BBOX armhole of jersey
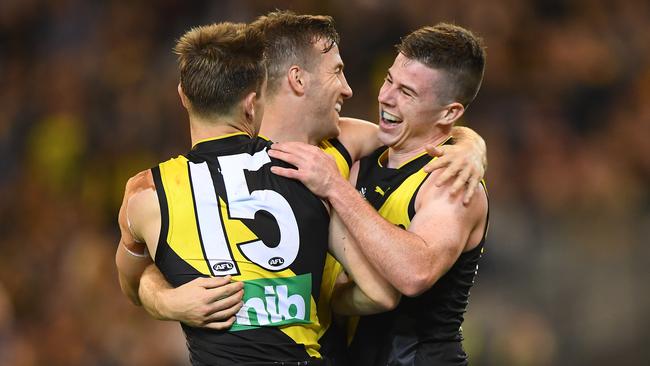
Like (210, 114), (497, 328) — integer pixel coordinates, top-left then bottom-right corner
(480, 179), (489, 240)
(407, 172), (432, 220)
(328, 138), (353, 169)
(151, 166), (169, 264)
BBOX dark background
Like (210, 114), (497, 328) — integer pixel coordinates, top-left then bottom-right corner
(1, 0), (649, 365)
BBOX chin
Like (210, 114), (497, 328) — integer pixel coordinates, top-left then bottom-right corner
(377, 130), (396, 147)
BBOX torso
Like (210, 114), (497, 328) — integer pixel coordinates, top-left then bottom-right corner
(347, 145), (488, 366)
(152, 133), (331, 364)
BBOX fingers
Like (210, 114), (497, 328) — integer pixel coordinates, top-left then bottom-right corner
(463, 180), (480, 205)
(449, 167), (471, 195)
(206, 281), (244, 303)
(200, 289), (245, 330)
(267, 148), (301, 166)
(205, 290), (244, 319)
(423, 157), (449, 173)
(270, 166), (300, 179)
(424, 144), (444, 158)
(195, 275), (232, 289)
(434, 158), (461, 186)
(202, 316), (237, 331)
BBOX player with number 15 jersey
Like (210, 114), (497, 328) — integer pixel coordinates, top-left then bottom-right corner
(152, 132), (331, 364)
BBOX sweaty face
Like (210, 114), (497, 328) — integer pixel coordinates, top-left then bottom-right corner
(377, 53), (450, 151)
(304, 41), (353, 142)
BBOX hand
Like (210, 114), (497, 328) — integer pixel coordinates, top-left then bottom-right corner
(158, 276), (244, 330)
(423, 143), (485, 205)
(268, 142), (343, 198)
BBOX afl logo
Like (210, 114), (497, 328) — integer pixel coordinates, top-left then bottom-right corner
(213, 262), (234, 271)
(268, 257), (285, 267)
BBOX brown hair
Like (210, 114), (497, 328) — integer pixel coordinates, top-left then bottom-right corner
(250, 10), (339, 95)
(174, 22), (266, 117)
(397, 23), (486, 107)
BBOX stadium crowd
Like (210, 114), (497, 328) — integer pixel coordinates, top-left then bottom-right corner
(0, 0), (648, 365)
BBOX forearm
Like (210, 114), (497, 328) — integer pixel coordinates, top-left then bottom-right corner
(115, 244), (151, 306)
(331, 280), (393, 316)
(329, 212), (400, 310)
(327, 180), (430, 294)
(138, 264), (175, 320)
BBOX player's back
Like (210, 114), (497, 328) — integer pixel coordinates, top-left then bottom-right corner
(151, 133), (330, 365)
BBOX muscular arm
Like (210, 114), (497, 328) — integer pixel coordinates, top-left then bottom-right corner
(114, 171), (159, 305)
(138, 264), (244, 329)
(326, 169), (487, 296)
(115, 171), (244, 328)
(327, 210), (400, 315)
(269, 143), (487, 297)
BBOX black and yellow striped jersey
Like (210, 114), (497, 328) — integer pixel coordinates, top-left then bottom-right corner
(316, 138), (351, 366)
(152, 133), (334, 365)
(347, 144), (488, 366)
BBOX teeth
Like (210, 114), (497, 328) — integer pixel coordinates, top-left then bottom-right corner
(335, 103), (342, 113)
(382, 111), (401, 122)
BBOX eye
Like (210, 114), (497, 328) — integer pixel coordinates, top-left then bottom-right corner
(400, 88), (413, 97)
(384, 75), (392, 84)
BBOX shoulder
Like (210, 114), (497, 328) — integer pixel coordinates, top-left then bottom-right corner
(337, 117), (377, 144)
(125, 170), (155, 195)
(415, 170), (487, 221)
(121, 170), (159, 227)
(337, 117), (380, 161)
(338, 117), (377, 130)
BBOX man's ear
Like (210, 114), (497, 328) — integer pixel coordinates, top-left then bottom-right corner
(243, 91), (257, 122)
(439, 102), (465, 127)
(287, 65), (306, 96)
(178, 83), (190, 109)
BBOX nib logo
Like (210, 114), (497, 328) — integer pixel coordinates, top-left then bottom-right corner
(231, 273), (312, 331)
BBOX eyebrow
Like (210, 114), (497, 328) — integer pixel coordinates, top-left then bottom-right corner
(387, 70), (418, 97)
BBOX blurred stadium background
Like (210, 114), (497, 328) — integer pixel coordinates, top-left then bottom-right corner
(1, 0), (649, 365)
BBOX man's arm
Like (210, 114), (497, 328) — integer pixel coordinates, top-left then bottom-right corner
(114, 171), (158, 305)
(337, 117), (382, 162)
(268, 142), (487, 296)
(116, 172), (244, 329)
(327, 210), (401, 315)
(337, 118), (486, 202)
(138, 264), (244, 330)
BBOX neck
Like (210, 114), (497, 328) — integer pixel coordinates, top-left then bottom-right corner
(386, 132), (450, 169)
(189, 114), (251, 147)
(258, 94), (316, 144)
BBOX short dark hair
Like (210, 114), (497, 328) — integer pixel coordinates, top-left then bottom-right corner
(174, 22), (266, 117)
(250, 10), (339, 96)
(397, 23), (486, 107)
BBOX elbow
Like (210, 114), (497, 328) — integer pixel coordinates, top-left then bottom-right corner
(372, 291), (401, 312)
(398, 272), (434, 298)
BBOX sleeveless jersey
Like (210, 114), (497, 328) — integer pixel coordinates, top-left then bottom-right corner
(317, 138), (352, 366)
(152, 133), (331, 365)
(347, 144), (488, 366)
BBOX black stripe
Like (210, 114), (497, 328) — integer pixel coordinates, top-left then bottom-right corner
(328, 138), (353, 168)
(151, 166), (169, 264)
(481, 180), (489, 240)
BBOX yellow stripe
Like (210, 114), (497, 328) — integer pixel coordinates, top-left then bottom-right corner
(377, 135), (453, 169)
(160, 155), (322, 356)
(160, 156), (211, 275)
(319, 140), (350, 179)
